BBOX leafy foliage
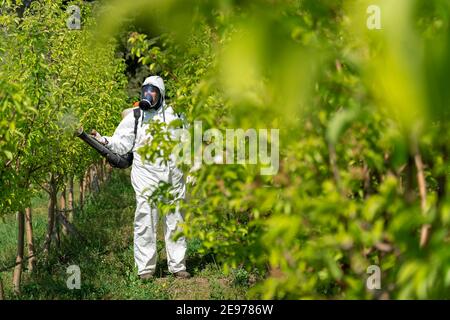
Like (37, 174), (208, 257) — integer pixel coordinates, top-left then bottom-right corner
(122, 0), (449, 299)
(1, 0), (449, 299)
(0, 0), (128, 213)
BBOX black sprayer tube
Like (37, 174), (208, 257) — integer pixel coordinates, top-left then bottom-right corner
(75, 128), (132, 169)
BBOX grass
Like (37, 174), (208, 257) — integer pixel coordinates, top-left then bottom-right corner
(0, 170), (252, 300)
(0, 206), (47, 272)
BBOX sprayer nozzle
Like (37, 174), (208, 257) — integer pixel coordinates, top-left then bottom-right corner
(75, 127), (84, 136)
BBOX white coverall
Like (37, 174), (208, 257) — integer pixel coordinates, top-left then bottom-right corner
(103, 76), (187, 276)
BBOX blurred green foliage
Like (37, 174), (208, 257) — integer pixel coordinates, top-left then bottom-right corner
(121, 0), (449, 299)
(1, 0), (449, 299)
(0, 0), (128, 213)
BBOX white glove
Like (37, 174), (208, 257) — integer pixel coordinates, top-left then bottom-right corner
(91, 130), (107, 145)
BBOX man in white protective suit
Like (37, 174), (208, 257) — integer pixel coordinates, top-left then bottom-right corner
(91, 76), (190, 280)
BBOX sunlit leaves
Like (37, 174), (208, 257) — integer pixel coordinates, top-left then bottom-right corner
(0, 0), (128, 214)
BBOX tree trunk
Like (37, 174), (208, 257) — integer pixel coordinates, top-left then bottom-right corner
(0, 274), (4, 300)
(404, 155), (416, 204)
(91, 166), (99, 193)
(68, 176), (74, 221)
(13, 210), (25, 295)
(436, 144), (447, 213)
(60, 184), (67, 236)
(43, 175), (57, 255)
(415, 148), (430, 248)
(88, 167), (92, 193)
(97, 162), (103, 186)
(25, 207), (36, 272)
(106, 160), (112, 180)
(57, 211), (86, 242)
(79, 175), (84, 211)
(84, 169), (91, 197)
(55, 200), (61, 249)
(102, 161), (106, 183)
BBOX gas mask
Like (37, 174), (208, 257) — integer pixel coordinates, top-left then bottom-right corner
(139, 84), (162, 111)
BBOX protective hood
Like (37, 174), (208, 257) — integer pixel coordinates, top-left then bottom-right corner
(142, 76), (165, 100)
(139, 76), (166, 111)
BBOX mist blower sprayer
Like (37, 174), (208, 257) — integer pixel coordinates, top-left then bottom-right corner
(75, 107), (141, 169)
(75, 127), (133, 169)
(76, 82), (166, 168)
